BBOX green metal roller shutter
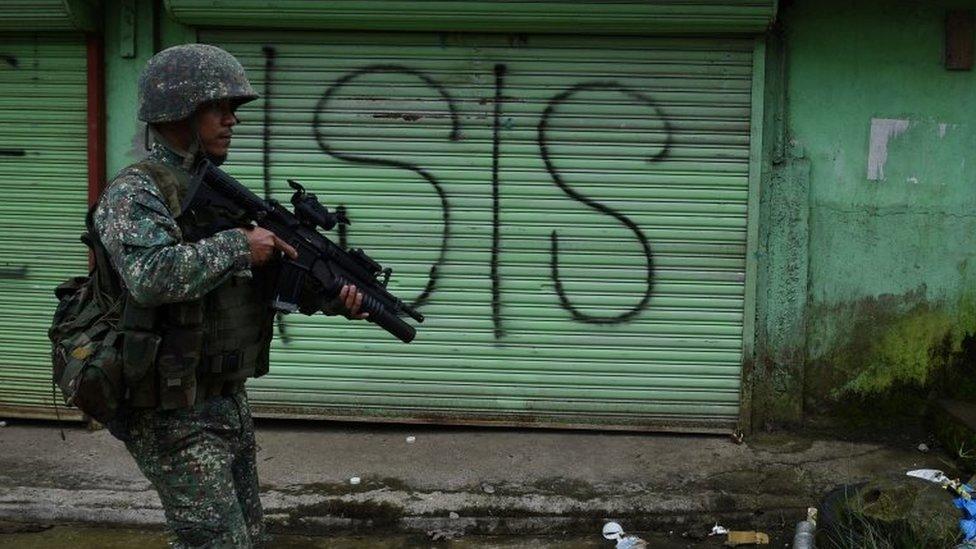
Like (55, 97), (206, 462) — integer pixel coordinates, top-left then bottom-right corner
(204, 30), (756, 432)
(0, 34), (88, 418)
(170, 0), (777, 34)
(0, 1), (100, 32)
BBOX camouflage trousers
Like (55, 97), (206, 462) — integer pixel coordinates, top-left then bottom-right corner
(111, 391), (264, 548)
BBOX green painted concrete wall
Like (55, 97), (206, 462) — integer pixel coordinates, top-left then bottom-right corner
(104, 0), (193, 177)
(780, 0), (976, 416)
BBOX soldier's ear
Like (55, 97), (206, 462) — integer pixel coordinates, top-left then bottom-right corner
(151, 119), (195, 152)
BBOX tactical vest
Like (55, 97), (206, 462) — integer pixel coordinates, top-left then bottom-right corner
(109, 159), (273, 410)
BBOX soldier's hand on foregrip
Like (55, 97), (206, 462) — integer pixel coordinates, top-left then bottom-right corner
(338, 284), (369, 320)
(241, 226), (298, 266)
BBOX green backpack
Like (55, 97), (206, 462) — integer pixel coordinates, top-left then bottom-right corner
(48, 210), (125, 424)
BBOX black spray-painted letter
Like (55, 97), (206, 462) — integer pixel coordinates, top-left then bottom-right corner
(313, 65), (461, 309)
(538, 82), (671, 324)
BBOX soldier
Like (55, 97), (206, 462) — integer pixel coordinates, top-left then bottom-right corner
(93, 44), (365, 547)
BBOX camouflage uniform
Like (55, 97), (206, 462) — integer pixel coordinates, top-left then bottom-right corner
(118, 391), (263, 548)
(93, 142), (251, 307)
(95, 140), (264, 548)
(94, 44), (267, 548)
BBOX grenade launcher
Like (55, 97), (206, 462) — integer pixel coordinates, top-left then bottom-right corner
(180, 160), (424, 343)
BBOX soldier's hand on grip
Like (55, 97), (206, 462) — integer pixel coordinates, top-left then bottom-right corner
(338, 284), (370, 320)
(242, 227), (297, 266)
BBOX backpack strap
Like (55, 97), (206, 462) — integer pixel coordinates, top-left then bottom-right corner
(83, 206), (123, 311)
(88, 158), (192, 304)
(83, 159), (212, 411)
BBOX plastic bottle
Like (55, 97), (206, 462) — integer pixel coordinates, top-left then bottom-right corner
(793, 507), (817, 549)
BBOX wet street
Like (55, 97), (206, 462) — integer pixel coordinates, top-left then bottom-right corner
(0, 523), (782, 548)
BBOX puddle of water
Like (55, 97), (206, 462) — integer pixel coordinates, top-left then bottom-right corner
(0, 524), (756, 548)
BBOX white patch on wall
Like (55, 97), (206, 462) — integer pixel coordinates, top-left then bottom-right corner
(939, 123), (949, 138)
(867, 118), (910, 181)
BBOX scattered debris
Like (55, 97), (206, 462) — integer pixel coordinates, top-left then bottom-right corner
(709, 524), (729, 536)
(616, 535), (648, 548)
(603, 522), (625, 539)
(908, 468), (951, 484)
(724, 531), (770, 546)
(730, 430), (744, 444)
(918, 443), (930, 453)
(482, 483), (495, 494)
(907, 468), (974, 499)
(406, 436), (416, 443)
(449, 511), (460, 520)
(792, 507), (817, 549)
(349, 476), (361, 485)
(602, 521), (648, 548)
(955, 497), (976, 542)
(426, 528), (461, 541)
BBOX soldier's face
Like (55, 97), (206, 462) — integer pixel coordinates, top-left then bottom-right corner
(197, 99), (238, 160)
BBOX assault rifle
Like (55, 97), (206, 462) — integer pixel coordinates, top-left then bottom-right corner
(180, 160), (424, 343)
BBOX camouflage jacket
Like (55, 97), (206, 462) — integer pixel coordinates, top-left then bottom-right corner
(93, 142), (251, 307)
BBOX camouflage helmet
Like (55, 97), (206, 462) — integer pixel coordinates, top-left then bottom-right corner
(138, 44), (258, 123)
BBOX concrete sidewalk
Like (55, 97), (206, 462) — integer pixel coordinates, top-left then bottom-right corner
(0, 418), (949, 538)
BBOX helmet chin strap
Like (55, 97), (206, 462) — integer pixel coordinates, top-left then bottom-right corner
(150, 108), (233, 170)
(188, 114), (227, 169)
